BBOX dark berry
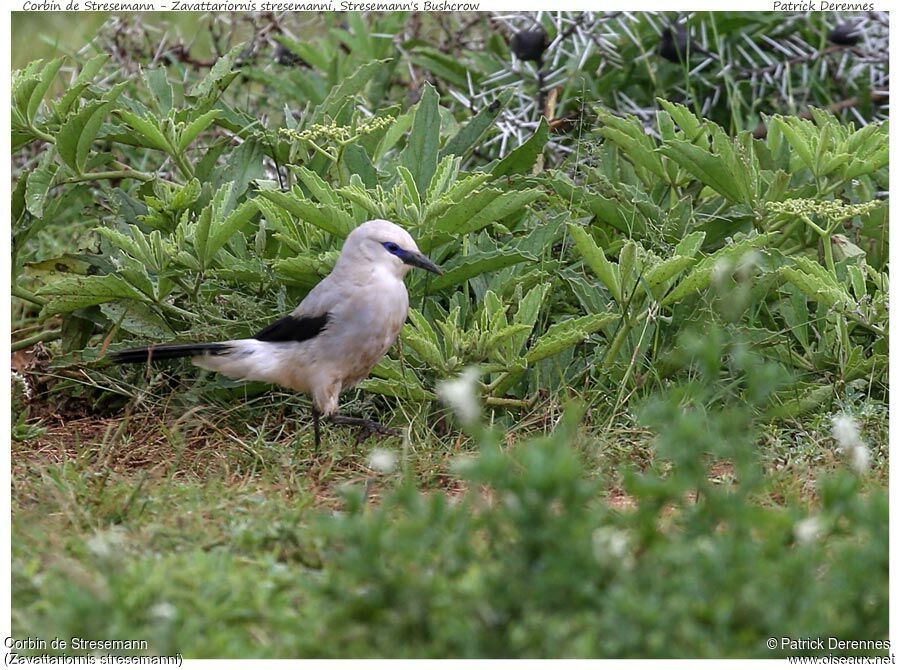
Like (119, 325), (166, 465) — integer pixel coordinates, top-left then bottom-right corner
(510, 26), (549, 63)
(828, 23), (861, 46)
(659, 24), (690, 63)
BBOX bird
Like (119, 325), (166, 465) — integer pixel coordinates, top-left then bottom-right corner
(110, 219), (443, 450)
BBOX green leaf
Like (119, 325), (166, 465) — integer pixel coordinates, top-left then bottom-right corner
(662, 234), (773, 306)
(56, 54), (109, 118)
(779, 267), (853, 311)
(191, 44), (243, 99)
(207, 200), (259, 261)
(358, 376), (434, 401)
(12, 74), (40, 128)
(273, 34), (331, 70)
(374, 108), (414, 162)
(424, 172), (492, 221)
(401, 82), (440, 196)
(596, 108), (667, 181)
(657, 99), (706, 143)
(640, 255), (696, 298)
(675, 231), (706, 257)
(505, 283), (550, 356)
(773, 117), (815, 173)
(847, 264), (867, 302)
(430, 188), (543, 238)
(336, 183), (383, 217)
(317, 58), (390, 122)
(273, 255), (329, 288)
(212, 139), (266, 205)
(171, 179), (202, 210)
(58, 101), (111, 173)
(402, 310), (445, 368)
(659, 139), (746, 203)
(409, 46), (477, 89)
(96, 226), (151, 265)
(192, 183), (232, 266)
(493, 117), (549, 177)
(568, 224), (621, 303)
(547, 173), (649, 235)
(25, 154), (57, 219)
(428, 250), (535, 293)
(526, 313), (616, 363)
(144, 67), (174, 115)
(115, 109), (171, 152)
(12, 174), (27, 225)
(292, 165), (339, 206)
(100, 301), (175, 339)
(255, 189), (355, 238)
(177, 110), (221, 152)
(486, 324), (533, 354)
(440, 91), (509, 159)
(768, 382), (834, 419)
(37, 274), (147, 315)
(397, 165), (423, 216)
(26, 57), (63, 124)
(342, 144), (378, 189)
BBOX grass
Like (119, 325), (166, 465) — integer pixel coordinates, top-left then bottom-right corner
(11, 366), (889, 657)
(11, 12), (217, 70)
(10, 11), (889, 654)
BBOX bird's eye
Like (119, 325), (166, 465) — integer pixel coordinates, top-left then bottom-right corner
(383, 242), (400, 254)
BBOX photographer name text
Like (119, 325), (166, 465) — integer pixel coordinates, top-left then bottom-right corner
(772, 1), (876, 9)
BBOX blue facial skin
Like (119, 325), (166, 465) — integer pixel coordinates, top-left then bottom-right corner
(382, 241), (404, 258)
(382, 241), (443, 275)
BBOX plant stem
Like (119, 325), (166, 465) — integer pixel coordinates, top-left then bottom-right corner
(28, 125), (55, 143)
(306, 140), (337, 163)
(484, 396), (532, 408)
(822, 230), (836, 276)
(12, 329), (61, 352)
(172, 153), (196, 181)
(12, 285), (46, 306)
(603, 315), (634, 370)
(63, 169), (154, 184)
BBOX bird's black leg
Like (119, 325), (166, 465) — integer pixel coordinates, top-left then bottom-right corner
(329, 415), (402, 442)
(312, 406), (322, 454)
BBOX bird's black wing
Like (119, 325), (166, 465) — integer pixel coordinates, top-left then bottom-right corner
(253, 313), (330, 343)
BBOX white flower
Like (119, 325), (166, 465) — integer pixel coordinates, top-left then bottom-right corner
(437, 367), (482, 426)
(449, 454), (476, 475)
(794, 516), (825, 544)
(368, 448), (398, 474)
(831, 413), (861, 451)
(735, 251), (762, 280)
(711, 258), (733, 286)
(850, 444), (871, 474)
(86, 526), (127, 559)
(149, 601), (177, 622)
(830, 412), (871, 474)
(592, 526), (632, 566)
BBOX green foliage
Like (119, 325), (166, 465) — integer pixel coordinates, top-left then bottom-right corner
(12, 331), (887, 658)
(10, 15), (889, 660)
(11, 41), (888, 415)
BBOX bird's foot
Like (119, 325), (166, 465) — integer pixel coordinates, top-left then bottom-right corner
(329, 415), (402, 442)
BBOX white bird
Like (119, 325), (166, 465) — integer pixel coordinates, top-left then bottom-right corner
(111, 219), (443, 449)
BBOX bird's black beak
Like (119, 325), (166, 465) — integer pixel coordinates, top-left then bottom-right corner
(404, 251), (443, 275)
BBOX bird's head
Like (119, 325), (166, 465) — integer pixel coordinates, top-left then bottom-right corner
(341, 219), (443, 279)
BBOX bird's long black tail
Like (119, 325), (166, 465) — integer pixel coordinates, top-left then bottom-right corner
(109, 343), (231, 364)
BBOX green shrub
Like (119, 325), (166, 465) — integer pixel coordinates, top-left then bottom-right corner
(12, 328), (887, 657)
